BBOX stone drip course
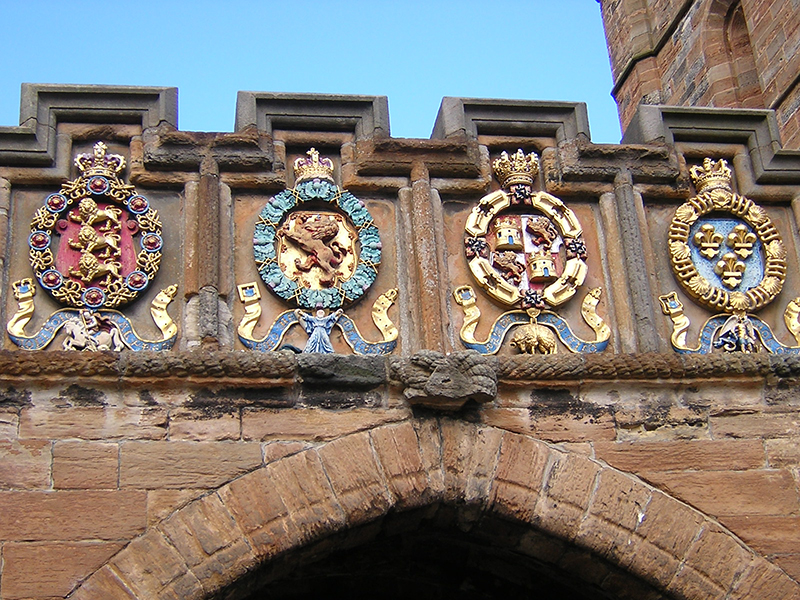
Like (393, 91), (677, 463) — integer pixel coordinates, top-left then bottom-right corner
(0, 349), (799, 395)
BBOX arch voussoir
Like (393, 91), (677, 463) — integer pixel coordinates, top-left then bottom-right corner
(218, 466), (298, 561)
(668, 522), (767, 599)
(256, 449), (347, 550)
(105, 528), (203, 599)
(70, 565), (136, 600)
(440, 419), (504, 511)
(71, 419), (800, 600)
(489, 431), (553, 524)
(157, 491), (255, 596)
(528, 450), (602, 542)
(368, 420), (442, 510)
(316, 431), (394, 526)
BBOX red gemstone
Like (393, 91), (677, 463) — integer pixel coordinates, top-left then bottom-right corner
(43, 272), (60, 285)
(89, 178), (107, 192)
(129, 273), (146, 286)
(47, 195), (66, 210)
(85, 290), (103, 303)
(130, 197), (148, 212)
(143, 235), (161, 250)
(31, 233), (48, 248)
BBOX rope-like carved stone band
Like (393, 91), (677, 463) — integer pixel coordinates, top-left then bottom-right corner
(1, 350), (799, 387)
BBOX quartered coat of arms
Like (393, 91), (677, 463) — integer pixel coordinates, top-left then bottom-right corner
(237, 148), (398, 354)
(7, 142), (178, 351)
(660, 158), (800, 354)
(453, 149), (610, 354)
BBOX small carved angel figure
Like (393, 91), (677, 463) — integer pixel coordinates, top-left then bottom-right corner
(296, 308), (343, 353)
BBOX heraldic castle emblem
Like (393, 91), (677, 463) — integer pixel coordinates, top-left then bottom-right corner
(236, 148), (398, 354)
(453, 149), (609, 354)
(660, 158), (800, 354)
(7, 142), (178, 351)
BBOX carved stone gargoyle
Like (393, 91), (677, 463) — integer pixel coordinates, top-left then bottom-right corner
(389, 350), (497, 410)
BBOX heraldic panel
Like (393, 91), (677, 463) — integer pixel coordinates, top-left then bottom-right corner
(451, 149), (610, 355)
(6, 142), (178, 351)
(235, 149), (399, 355)
(659, 158), (800, 354)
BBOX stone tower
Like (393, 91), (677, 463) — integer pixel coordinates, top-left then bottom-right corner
(599, 0), (800, 148)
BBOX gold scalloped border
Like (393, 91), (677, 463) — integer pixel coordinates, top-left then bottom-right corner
(668, 189), (786, 313)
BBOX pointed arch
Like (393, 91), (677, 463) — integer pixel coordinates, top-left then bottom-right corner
(70, 419), (799, 599)
(723, 1), (765, 108)
(700, 0), (764, 109)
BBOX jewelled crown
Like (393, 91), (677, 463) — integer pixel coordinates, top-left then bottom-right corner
(492, 149), (540, 188)
(294, 148), (335, 183)
(74, 142), (125, 178)
(690, 158), (733, 194)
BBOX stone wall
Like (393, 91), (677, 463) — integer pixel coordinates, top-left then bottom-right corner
(0, 86), (800, 598)
(599, 0), (800, 148)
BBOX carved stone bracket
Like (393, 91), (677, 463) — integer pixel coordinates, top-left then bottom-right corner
(387, 350), (498, 410)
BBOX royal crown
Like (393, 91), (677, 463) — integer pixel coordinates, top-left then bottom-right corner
(494, 215), (521, 231)
(492, 149), (540, 188)
(294, 148), (335, 183)
(690, 158), (733, 193)
(74, 142), (125, 178)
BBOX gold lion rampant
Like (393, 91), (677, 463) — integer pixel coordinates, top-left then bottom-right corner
(277, 214), (349, 287)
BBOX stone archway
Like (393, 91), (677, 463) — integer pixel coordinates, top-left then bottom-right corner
(70, 419), (799, 599)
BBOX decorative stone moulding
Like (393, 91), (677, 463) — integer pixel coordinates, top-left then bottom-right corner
(7, 142), (179, 351)
(237, 148), (399, 355)
(660, 158), (800, 354)
(453, 149), (610, 355)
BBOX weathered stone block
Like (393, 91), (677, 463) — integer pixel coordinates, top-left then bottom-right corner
(668, 566), (728, 600)
(147, 489), (206, 527)
(70, 565), (137, 600)
(53, 441), (118, 489)
(160, 494), (242, 566)
(478, 407), (616, 443)
(718, 515), (800, 555)
(729, 558), (800, 600)
(491, 432), (549, 522)
(544, 452), (601, 509)
(168, 408), (241, 441)
(120, 441), (262, 489)
(640, 470), (800, 517)
(262, 440), (310, 464)
(711, 412), (800, 439)
(412, 418), (445, 498)
(683, 523), (754, 591)
(265, 450), (346, 545)
(0, 410), (19, 440)
(111, 529), (189, 597)
(0, 491), (146, 541)
(370, 422), (433, 509)
(1, 541), (124, 599)
(0, 439), (51, 489)
(242, 407), (410, 441)
(218, 468), (295, 559)
(160, 493), (254, 592)
(636, 491), (704, 558)
(766, 437), (800, 467)
(589, 469), (651, 531)
(595, 439), (765, 472)
(318, 432), (392, 525)
(441, 420), (504, 507)
(20, 405), (168, 441)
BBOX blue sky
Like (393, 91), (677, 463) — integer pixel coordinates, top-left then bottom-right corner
(0, 1), (622, 143)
